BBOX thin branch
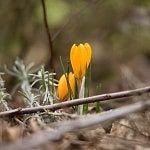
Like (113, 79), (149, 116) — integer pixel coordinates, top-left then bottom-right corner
(0, 86), (150, 117)
(41, 0), (54, 70)
(1, 98), (150, 150)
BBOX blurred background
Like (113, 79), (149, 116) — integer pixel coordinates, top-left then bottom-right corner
(0, 0), (150, 95)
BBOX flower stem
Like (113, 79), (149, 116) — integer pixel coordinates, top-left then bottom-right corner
(83, 64), (91, 114)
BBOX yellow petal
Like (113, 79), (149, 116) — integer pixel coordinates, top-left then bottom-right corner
(68, 72), (75, 94)
(84, 43), (92, 68)
(57, 74), (68, 100)
(70, 44), (81, 79)
(57, 72), (75, 101)
(78, 44), (87, 78)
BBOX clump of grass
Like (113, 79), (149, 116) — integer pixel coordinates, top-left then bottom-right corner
(5, 58), (38, 107)
(30, 66), (58, 105)
(5, 58), (58, 107)
(0, 73), (10, 111)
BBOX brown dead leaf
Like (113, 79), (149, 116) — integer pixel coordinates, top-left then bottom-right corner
(3, 126), (23, 142)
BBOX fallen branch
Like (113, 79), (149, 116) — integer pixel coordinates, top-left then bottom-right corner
(0, 86), (150, 117)
(1, 98), (150, 150)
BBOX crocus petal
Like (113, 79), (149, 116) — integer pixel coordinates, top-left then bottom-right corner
(57, 74), (68, 100)
(78, 44), (87, 78)
(70, 44), (81, 79)
(84, 43), (92, 68)
(57, 72), (75, 101)
(68, 72), (75, 94)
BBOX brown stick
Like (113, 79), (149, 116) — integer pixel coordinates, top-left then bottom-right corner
(41, 0), (54, 70)
(2, 98), (150, 150)
(0, 86), (150, 117)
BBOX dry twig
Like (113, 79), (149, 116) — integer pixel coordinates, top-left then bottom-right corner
(0, 86), (150, 117)
(41, 0), (54, 71)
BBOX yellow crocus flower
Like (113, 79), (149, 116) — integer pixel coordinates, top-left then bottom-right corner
(57, 72), (75, 101)
(70, 43), (92, 79)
